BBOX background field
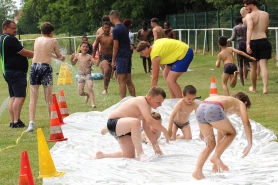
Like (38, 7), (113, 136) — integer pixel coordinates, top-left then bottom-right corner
(0, 52), (277, 185)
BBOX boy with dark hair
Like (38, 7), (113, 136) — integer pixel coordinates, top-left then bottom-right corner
(168, 85), (199, 140)
(192, 92), (252, 180)
(77, 35), (93, 55)
(216, 36), (256, 96)
(26, 22), (65, 132)
(93, 86), (170, 162)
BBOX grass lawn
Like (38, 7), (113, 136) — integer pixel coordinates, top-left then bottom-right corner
(0, 52), (277, 185)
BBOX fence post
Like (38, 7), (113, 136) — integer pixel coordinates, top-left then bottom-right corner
(230, 9), (233, 28)
(68, 22), (72, 54)
(205, 11), (209, 52)
(194, 12), (196, 29)
(217, 10), (221, 37)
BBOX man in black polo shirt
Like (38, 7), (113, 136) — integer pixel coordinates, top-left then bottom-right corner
(0, 20), (33, 128)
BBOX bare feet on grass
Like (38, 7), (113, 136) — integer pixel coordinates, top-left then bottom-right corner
(92, 104), (97, 108)
(192, 170), (206, 180)
(249, 86), (256, 93)
(263, 88), (268, 94)
(102, 90), (107, 94)
(84, 94), (89, 103)
(210, 156), (229, 171)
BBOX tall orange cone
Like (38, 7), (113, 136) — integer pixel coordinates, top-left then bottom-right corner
(18, 174), (29, 185)
(58, 90), (69, 118)
(52, 94), (64, 124)
(19, 151), (34, 185)
(47, 103), (68, 142)
(210, 77), (218, 96)
(37, 128), (65, 178)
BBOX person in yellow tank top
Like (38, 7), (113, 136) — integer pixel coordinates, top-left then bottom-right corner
(136, 38), (194, 98)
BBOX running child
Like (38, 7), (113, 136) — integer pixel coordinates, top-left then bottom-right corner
(92, 86), (170, 161)
(26, 22), (65, 132)
(216, 36), (256, 96)
(168, 85), (199, 140)
(192, 92), (252, 180)
(71, 42), (97, 108)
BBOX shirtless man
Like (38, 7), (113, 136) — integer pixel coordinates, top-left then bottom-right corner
(240, 7), (248, 24)
(136, 21), (153, 73)
(244, 0), (272, 94)
(92, 86), (170, 161)
(26, 22), (65, 132)
(93, 22), (114, 94)
(164, 21), (176, 39)
(96, 15), (113, 35)
(109, 10), (136, 99)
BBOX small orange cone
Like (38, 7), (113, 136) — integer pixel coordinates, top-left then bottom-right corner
(19, 151), (34, 185)
(48, 103), (68, 142)
(210, 77), (218, 96)
(58, 90), (69, 118)
(52, 94), (64, 124)
(18, 174), (29, 185)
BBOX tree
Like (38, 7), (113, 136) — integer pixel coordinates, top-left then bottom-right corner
(0, 0), (17, 24)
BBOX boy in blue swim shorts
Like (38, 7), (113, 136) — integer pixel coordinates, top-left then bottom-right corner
(136, 38), (194, 98)
(192, 92), (252, 180)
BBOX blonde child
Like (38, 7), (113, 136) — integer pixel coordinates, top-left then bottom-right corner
(141, 112), (162, 144)
(168, 85), (199, 140)
(216, 36), (256, 96)
(71, 42), (97, 108)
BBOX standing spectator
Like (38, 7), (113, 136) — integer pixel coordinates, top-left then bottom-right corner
(109, 10), (136, 99)
(0, 20), (33, 128)
(136, 21), (153, 73)
(244, 0), (272, 94)
(164, 21), (176, 39)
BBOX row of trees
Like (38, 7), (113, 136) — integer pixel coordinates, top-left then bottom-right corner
(1, 0), (276, 35)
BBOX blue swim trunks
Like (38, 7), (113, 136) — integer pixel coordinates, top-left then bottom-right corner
(30, 63), (53, 86)
(196, 101), (226, 124)
(116, 57), (131, 74)
(168, 47), (194, 72)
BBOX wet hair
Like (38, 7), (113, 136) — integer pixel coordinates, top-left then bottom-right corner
(218, 36), (227, 46)
(235, 17), (243, 25)
(136, 41), (151, 52)
(41, 22), (54, 34)
(240, 7), (248, 16)
(164, 21), (170, 26)
(142, 21), (148, 26)
(147, 86), (166, 99)
(231, 92), (251, 108)
(182, 85), (196, 96)
(243, 0), (258, 6)
(2, 20), (15, 30)
(102, 15), (110, 22)
(151, 112), (161, 121)
(151, 18), (159, 24)
(109, 10), (120, 18)
(102, 21), (111, 27)
(122, 19), (132, 28)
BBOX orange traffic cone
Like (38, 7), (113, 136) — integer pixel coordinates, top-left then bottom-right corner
(52, 94), (64, 124)
(19, 151), (34, 185)
(210, 77), (218, 96)
(47, 103), (68, 142)
(18, 174), (29, 185)
(58, 90), (69, 118)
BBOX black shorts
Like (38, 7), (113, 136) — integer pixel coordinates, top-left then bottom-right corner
(237, 40), (246, 52)
(30, 63), (53, 86)
(3, 70), (27, 98)
(107, 118), (131, 140)
(99, 54), (112, 64)
(250, 38), (272, 61)
(224, 63), (237, 74)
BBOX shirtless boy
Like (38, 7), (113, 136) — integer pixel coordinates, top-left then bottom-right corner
(244, 0), (272, 94)
(26, 22), (65, 132)
(164, 21), (176, 39)
(93, 21), (114, 94)
(168, 85), (198, 140)
(216, 36), (256, 96)
(136, 21), (153, 73)
(141, 112), (162, 144)
(71, 42), (97, 108)
(93, 86), (170, 161)
(192, 92), (252, 180)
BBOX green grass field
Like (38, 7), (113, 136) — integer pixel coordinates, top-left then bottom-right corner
(0, 52), (277, 185)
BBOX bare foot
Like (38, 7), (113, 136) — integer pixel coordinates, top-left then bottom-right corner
(256, 76), (260, 81)
(210, 156), (229, 171)
(263, 88), (268, 94)
(90, 151), (105, 160)
(84, 95), (89, 103)
(249, 86), (256, 93)
(192, 170), (205, 180)
(101, 127), (108, 135)
(212, 164), (220, 173)
(92, 104), (97, 108)
(176, 134), (184, 139)
(102, 90), (107, 94)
